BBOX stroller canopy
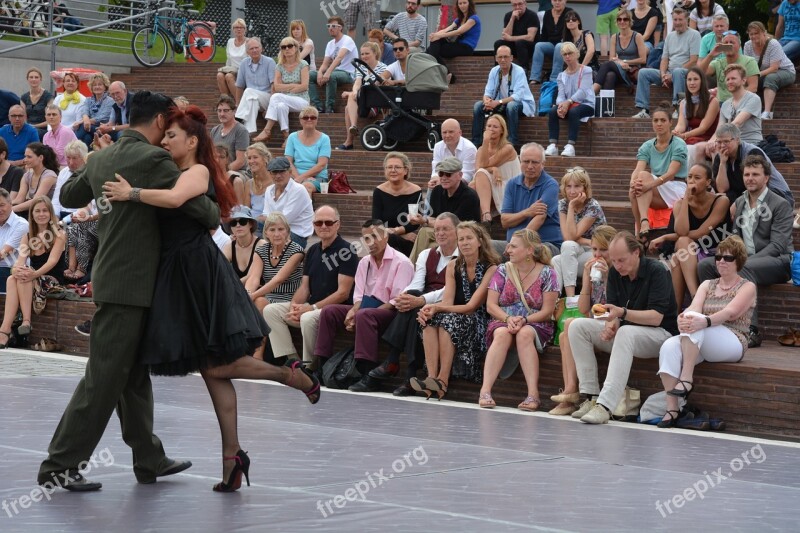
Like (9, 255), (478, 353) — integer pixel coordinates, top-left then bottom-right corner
(405, 53), (448, 93)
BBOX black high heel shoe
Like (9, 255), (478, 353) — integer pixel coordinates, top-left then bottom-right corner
(212, 450), (250, 492)
(409, 377), (447, 400)
(657, 410), (680, 428)
(667, 380), (693, 399)
(287, 360), (321, 404)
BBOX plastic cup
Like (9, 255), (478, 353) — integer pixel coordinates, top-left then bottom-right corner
(320, 182), (329, 194)
(408, 204), (419, 216)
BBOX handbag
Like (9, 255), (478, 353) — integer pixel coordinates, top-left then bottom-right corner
(328, 171), (357, 194)
(32, 275), (61, 315)
(322, 345), (361, 389)
(791, 251), (800, 286)
(612, 387), (641, 420)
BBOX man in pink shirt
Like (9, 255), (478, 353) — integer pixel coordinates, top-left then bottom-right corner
(314, 219), (415, 377)
(42, 104), (77, 168)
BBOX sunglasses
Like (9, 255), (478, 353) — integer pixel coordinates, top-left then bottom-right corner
(230, 218), (252, 227)
(393, 47), (406, 52)
(722, 30), (739, 36)
(280, 44), (295, 50)
(301, 115), (318, 121)
(326, 23), (341, 29)
(313, 220), (338, 227)
(566, 17), (579, 22)
(616, 17), (630, 22)
(438, 171), (456, 177)
(714, 254), (736, 263)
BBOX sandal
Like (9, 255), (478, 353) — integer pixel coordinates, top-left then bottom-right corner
(17, 322), (32, 336)
(657, 409), (680, 428)
(0, 330), (11, 349)
(286, 360), (321, 405)
(252, 130), (271, 143)
(667, 379), (693, 399)
(423, 377), (447, 401)
(638, 218), (650, 241)
(517, 396), (540, 412)
(478, 392), (496, 409)
(348, 125), (358, 135)
(778, 328), (798, 346)
(335, 144), (353, 151)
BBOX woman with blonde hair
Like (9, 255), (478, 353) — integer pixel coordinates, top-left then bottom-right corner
(75, 72), (113, 146)
(290, 19), (316, 72)
(471, 114), (520, 226)
(245, 142), (273, 230)
(217, 18), (248, 97)
(0, 196), (67, 348)
(479, 229), (559, 410)
(744, 21), (796, 120)
(371, 151), (422, 256)
(253, 37), (309, 147)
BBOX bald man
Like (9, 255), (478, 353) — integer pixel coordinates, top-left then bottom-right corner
(429, 118), (477, 186)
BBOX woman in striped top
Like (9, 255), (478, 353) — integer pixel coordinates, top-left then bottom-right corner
(656, 235), (756, 428)
(338, 41), (388, 150)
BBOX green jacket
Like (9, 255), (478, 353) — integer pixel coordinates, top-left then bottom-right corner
(60, 130), (220, 307)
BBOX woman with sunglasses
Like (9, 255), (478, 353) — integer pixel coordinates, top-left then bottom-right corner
(427, 0), (481, 84)
(656, 235), (755, 428)
(593, 11), (647, 94)
(253, 37), (309, 148)
(285, 106), (330, 195)
(338, 41), (388, 151)
(222, 205), (265, 283)
(550, 10), (597, 79)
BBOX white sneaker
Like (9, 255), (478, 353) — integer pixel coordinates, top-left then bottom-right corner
(761, 111), (774, 120)
(581, 403), (611, 424)
(632, 109), (650, 119)
(545, 143), (558, 156)
(571, 398), (596, 418)
(672, 110), (678, 120)
(561, 144), (576, 157)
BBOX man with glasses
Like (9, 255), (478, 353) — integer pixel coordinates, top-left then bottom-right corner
(495, 0), (539, 70)
(472, 45), (536, 148)
(698, 30), (759, 102)
(263, 205), (358, 367)
(698, 154), (794, 348)
(98, 81), (133, 141)
(0, 105), (39, 166)
(234, 37), (276, 133)
(310, 16), (358, 114)
(383, 0), (428, 53)
(345, 0), (377, 39)
(382, 39), (411, 85)
(632, 7), (700, 119)
(210, 94), (249, 172)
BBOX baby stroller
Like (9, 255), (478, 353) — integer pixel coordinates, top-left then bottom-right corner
(354, 53), (448, 152)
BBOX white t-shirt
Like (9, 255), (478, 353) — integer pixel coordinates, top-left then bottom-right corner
(226, 38), (247, 69)
(263, 179), (314, 238)
(52, 166), (78, 215)
(53, 92), (86, 128)
(324, 35), (358, 75)
(720, 90), (763, 144)
(386, 61), (406, 81)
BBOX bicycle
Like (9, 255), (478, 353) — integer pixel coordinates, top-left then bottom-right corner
(236, 5), (274, 54)
(131, 0), (216, 68)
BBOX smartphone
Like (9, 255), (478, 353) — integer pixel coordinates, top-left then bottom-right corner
(718, 43), (734, 53)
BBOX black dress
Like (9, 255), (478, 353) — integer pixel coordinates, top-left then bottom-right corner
(141, 186), (270, 376)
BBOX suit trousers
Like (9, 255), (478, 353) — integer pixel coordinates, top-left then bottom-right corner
(262, 301), (322, 362)
(38, 302), (168, 484)
(314, 304), (396, 363)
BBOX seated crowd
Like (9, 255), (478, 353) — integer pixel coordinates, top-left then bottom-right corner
(1, 1), (799, 427)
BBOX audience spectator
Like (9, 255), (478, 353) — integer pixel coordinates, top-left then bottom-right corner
(711, 124), (794, 206)
(382, 38), (410, 86)
(631, 1), (662, 49)
(213, 143), (248, 206)
(472, 46), (536, 148)
(0, 139), (24, 202)
(246, 142), (273, 225)
(263, 205), (358, 364)
(658, 235), (755, 427)
(345, 0), (377, 39)
(699, 14), (728, 59)
(630, 104), (688, 242)
(495, 0), (539, 70)
(13, 143), (59, 217)
(430, 119), (477, 187)
(291, 19), (317, 72)
(211, 95), (249, 174)
(337, 41), (388, 151)
(593, 11), (648, 94)
(569, 231), (678, 424)
(254, 37), (310, 147)
(368, 213), (461, 395)
(52, 140), (84, 219)
(549, 224), (616, 416)
(309, 17), (358, 114)
(529, 0), (574, 84)
(596, 0), (622, 57)
(57, 142), (96, 283)
(43, 104), (77, 168)
(383, 0), (428, 53)
(551, 167), (606, 296)
(552, 11), (598, 80)
(173, 96), (190, 111)
(698, 154), (794, 347)
(698, 31), (759, 102)
(234, 38), (276, 134)
(689, 0), (725, 34)
(479, 229), (559, 410)
(718, 64), (763, 144)
(52, 72), (85, 132)
(472, 115), (521, 227)
(673, 66), (719, 165)
(20, 67), (52, 139)
(262, 157), (313, 248)
(371, 151), (422, 257)
(0, 188), (28, 291)
(217, 18), (248, 98)
(369, 28), (396, 65)
(409, 158), (481, 261)
(1, 105), (39, 166)
(745, 21), (796, 120)
(285, 106), (331, 195)
(0, 89), (20, 128)
(97, 81), (133, 141)
(427, 0), (482, 83)
(314, 219), (415, 377)
(776, 0), (800, 62)
(632, 8), (700, 118)
(75, 73), (113, 147)
(501, 143), (561, 246)
(414, 221), (500, 397)
(649, 163), (730, 310)
(222, 206), (265, 282)
(545, 42), (595, 158)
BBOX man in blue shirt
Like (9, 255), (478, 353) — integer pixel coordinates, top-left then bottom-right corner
(500, 142), (562, 247)
(0, 105), (40, 166)
(234, 37), (276, 133)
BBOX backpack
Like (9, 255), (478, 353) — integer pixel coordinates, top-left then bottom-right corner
(757, 135), (795, 163)
(537, 81), (558, 116)
(328, 171), (357, 193)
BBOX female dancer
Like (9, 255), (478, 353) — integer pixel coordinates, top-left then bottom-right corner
(103, 106), (320, 493)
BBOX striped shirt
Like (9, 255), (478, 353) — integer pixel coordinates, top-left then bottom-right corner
(255, 240), (304, 302)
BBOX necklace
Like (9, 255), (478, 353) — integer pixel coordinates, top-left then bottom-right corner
(518, 262), (537, 283)
(271, 245), (284, 261)
(718, 278), (740, 291)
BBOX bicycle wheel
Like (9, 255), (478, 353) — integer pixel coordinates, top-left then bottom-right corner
(185, 22), (215, 62)
(131, 26), (169, 67)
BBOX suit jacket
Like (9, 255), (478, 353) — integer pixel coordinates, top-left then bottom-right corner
(60, 129), (220, 307)
(112, 92), (134, 126)
(733, 189), (794, 259)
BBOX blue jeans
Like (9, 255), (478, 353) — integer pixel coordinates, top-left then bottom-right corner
(779, 38), (800, 62)
(290, 233), (308, 249)
(550, 42), (566, 82)
(77, 124), (98, 147)
(634, 67), (687, 110)
(471, 100), (523, 146)
(529, 41), (556, 82)
(0, 267), (10, 293)
(548, 103), (594, 144)
(309, 69), (355, 112)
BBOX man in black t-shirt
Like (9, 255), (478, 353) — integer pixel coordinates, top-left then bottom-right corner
(494, 0), (540, 69)
(0, 138), (23, 202)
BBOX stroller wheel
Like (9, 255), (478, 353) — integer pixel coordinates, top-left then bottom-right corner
(382, 137), (399, 150)
(427, 129), (441, 152)
(361, 124), (386, 151)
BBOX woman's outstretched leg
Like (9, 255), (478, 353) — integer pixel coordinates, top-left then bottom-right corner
(203, 355), (320, 403)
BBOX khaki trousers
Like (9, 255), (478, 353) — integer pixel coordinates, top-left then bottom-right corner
(262, 302), (322, 362)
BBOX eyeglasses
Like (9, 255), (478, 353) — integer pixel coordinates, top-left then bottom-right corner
(313, 220), (338, 227)
(326, 23), (341, 28)
(714, 254), (736, 263)
(393, 47), (406, 52)
(301, 115), (318, 121)
(230, 218), (252, 227)
(280, 44), (295, 50)
(715, 138), (734, 145)
(722, 30), (738, 36)
(438, 171), (456, 177)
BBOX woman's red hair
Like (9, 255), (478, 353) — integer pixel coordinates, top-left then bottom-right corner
(166, 105), (236, 218)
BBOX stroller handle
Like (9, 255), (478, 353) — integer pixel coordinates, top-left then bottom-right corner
(352, 58), (384, 84)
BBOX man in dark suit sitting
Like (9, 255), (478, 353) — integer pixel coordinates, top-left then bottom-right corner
(698, 154), (794, 347)
(98, 81), (133, 141)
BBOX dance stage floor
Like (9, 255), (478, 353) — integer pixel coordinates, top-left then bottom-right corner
(1, 351), (799, 532)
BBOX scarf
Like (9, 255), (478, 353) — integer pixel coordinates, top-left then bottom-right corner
(59, 91), (81, 110)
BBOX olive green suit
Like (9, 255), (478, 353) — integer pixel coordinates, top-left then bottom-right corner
(38, 130), (220, 484)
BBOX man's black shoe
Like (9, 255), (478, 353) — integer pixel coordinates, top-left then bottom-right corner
(368, 361), (399, 380)
(393, 382), (416, 397)
(748, 325), (762, 348)
(39, 472), (102, 492)
(349, 374), (381, 392)
(138, 458), (192, 484)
